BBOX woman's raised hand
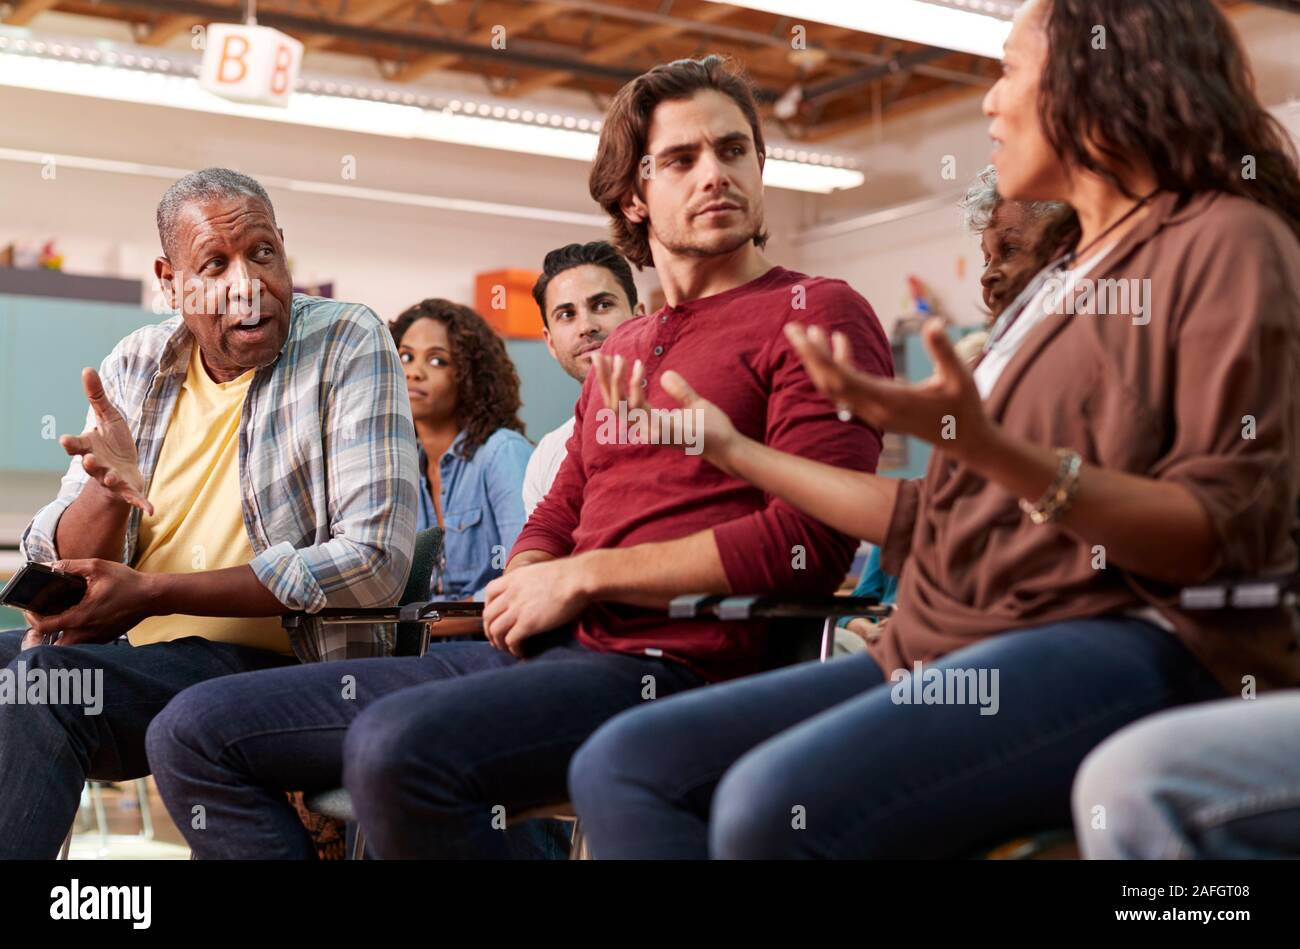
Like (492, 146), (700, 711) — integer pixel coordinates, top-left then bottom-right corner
(784, 317), (992, 460)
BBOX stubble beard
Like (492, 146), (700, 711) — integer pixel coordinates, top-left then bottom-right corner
(654, 207), (764, 261)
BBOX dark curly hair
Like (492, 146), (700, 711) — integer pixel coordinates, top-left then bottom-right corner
(1000, 0), (1300, 311)
(390, 299), (526, 460)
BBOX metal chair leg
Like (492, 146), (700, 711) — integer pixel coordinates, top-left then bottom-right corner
(819, 617), (835, 662)
(58, 781), (94, 859)
(135, 778), (155, 840)
(76, 783), (94, 832)
(90, 782), (109, 852)
(70, 780), (161, 857)
(569, 818), (590, 860)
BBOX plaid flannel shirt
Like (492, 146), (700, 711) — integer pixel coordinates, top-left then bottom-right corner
(20, 294), (419, 663)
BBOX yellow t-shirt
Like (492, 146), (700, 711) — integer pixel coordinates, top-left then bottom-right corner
(129, 344), (291, 654)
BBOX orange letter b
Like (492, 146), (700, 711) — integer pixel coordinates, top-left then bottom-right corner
(270, 44), (294, 95)
(217, 34), (249, 83)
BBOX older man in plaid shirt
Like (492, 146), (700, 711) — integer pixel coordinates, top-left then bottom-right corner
(0, 168), (418, 857)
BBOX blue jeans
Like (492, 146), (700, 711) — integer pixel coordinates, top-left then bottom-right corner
(568, 616), (1225, 858)
(1073, 691), (1300, 858)
(0, 628), (293, 858)
(146, 631), (701, 858)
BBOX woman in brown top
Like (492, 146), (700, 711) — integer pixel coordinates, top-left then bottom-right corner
(568, 0), (1300, 858)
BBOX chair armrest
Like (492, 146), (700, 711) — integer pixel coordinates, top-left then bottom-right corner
(667, 594), (729, 618)
(668, 593), (893, 622)
(1178, 574), (1299, 611)
(281, 600), (486, 629)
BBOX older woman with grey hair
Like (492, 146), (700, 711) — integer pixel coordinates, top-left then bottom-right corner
(834, 167), (1062, 653)
(953, 165), (1063, 361)
(962, 164), (1064, 312)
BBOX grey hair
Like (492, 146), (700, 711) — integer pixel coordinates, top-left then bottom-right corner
(960, 165), (1001, 234)
(156, 167), (276, 257)
(959, 164), (1064, 235)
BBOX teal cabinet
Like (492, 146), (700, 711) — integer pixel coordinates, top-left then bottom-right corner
(503, 339), (582, 443)
(0, 294), (159, 473)
(0, 295), (584, 471)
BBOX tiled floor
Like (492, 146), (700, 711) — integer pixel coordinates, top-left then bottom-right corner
(65, 778), (190, 860)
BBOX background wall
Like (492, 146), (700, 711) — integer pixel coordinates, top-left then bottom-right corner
(2, 4), (1298, 538)
(5, 5), (1296, 338)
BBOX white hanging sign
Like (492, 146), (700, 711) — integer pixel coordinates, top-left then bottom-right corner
(199, 23), (303, 108)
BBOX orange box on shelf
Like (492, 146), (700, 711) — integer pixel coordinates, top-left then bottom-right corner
(474, 269), (544, 339)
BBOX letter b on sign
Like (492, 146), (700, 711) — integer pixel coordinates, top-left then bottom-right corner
(270, 42), (296, 96)
(217, 33), (249, 84)
(200, 24), (303, 108)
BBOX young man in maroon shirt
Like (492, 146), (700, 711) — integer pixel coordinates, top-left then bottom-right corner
(145, 55), (892, 858)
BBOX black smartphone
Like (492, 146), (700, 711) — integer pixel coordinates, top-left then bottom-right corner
(0, 562), (87, 615)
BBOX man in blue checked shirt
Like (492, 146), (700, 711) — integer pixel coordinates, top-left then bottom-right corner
(0, 167), (418, 858)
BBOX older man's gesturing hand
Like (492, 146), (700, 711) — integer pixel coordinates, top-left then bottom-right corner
(482, 558), (592, 657)
(59, 368), (154, 516)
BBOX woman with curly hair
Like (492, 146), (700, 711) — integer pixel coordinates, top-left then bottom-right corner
(391, 299), (531, 599)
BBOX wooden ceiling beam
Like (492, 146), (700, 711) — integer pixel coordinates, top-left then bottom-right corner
(799, 82), (986, 143)
(4, 0), (60, 27)
(301, 0), (415, 52)
(503, 2), (737, 99)
(138, 13), (203, 46)
(392, 1), (566, 82)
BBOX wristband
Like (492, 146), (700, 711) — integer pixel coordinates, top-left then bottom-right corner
(1019, 449), (1082, 525)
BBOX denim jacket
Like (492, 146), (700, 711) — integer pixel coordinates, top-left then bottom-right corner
(418, 428), (532, 599)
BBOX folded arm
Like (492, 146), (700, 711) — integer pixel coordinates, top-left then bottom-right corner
(248, 312), (419, 612)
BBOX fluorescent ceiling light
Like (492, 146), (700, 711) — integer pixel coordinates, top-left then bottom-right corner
(763, 156), (860, 193)
(0, 37), (864, 194)
(700, 0), (1014, 60)
(0, 145), (609, 229)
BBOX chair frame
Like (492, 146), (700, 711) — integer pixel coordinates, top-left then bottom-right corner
(289, 599), (489, 859)
(667, 592), (894, 661)
(1178, 573), (1300, 612)
(120, 571), (1298, 860)
(289, 593), (895, 859)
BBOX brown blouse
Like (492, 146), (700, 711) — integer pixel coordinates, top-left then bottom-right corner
(873, 190), (1300, 694)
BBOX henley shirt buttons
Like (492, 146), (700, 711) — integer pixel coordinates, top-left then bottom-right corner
(654, 345), (664, 356)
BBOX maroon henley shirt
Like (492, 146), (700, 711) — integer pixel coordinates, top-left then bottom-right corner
(512, 265), (892, 681)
